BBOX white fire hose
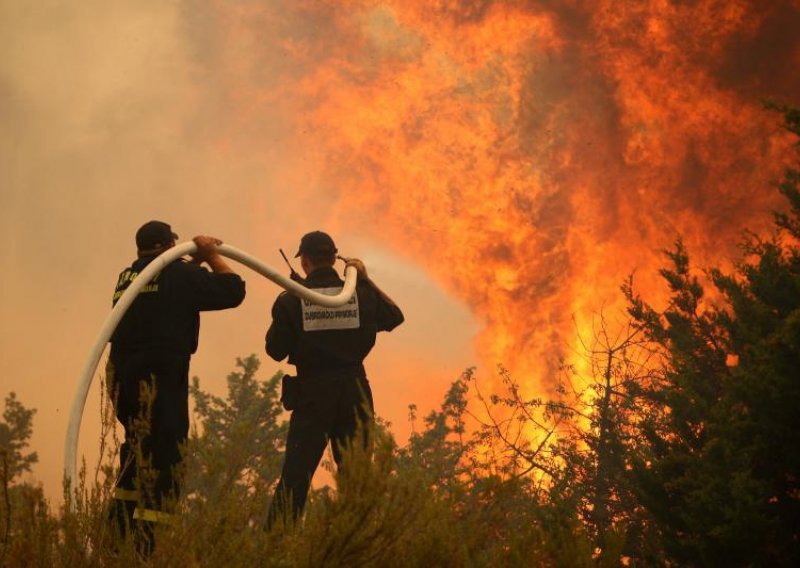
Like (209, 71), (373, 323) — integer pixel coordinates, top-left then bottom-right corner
(64, 241), (357, 507)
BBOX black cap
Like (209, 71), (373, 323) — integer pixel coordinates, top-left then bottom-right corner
(135, 221), (178, 250)
(295, 231), (337, 258)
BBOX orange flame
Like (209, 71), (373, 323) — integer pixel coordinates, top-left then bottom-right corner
(214, 1), (799, 393)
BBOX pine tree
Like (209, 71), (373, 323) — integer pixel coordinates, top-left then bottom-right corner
(0, 393), (40, 565)
(185, 355), (287, 508)
(0, 393), (38, 484)
(624, 104), (800, 566)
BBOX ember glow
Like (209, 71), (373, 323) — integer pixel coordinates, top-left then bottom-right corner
(206, 0), (800, 392)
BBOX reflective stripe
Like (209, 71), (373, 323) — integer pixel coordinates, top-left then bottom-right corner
(114, 488), (140, 502)
(133, 507), (177, 526)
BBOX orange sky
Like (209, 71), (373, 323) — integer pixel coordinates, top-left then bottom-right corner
(1, 0), (798, 503)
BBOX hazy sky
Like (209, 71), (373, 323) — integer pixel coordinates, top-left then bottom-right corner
(2, 1), (799, 504)
(0, 1), (478, 501)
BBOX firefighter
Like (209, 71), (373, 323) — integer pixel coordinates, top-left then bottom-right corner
(106, 221), (246, 550)
(266, 230), (404, 525)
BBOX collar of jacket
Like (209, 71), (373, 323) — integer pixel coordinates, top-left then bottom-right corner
(305, 266), (343, 287)
(132, 255), (157, 270)
(132, 254), (185, 270)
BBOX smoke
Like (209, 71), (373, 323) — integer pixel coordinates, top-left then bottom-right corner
(0, 0), (478, 499)
(198, 0), (799, 385)
(3, 0), (798, 500)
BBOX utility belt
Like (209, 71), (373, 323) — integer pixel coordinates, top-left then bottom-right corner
(281, 366), (367, 411)
(110, 342), (194, 360)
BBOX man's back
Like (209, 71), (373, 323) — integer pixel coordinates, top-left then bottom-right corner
(111, 256), (246, 355)
(265, 265), (403, 378)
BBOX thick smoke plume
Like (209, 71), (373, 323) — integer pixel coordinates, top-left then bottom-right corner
(206, 0), (799, 388)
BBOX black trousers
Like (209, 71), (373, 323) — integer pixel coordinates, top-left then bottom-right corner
(268, 375), (374, 525)
(107, 349), (190, 527)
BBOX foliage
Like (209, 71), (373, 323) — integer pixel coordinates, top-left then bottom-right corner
(186, 354), (287, 505)
(622, 103), (800, 566)
(0, 393), (38, 483)
(467, 320), (666, 566)
(0, 393), (42, 566)
(158, 355), (288, 566)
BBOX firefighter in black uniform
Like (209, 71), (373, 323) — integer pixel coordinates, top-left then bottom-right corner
(266, 231), (404, 524)
(107, 220), (246, 547)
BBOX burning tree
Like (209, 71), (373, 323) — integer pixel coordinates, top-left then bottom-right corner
(457, 103), (800, 566)
(624, 103), (800, 566)
(468, 316), (665, 565)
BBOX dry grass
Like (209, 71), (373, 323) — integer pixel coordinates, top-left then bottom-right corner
(0, 364), (595, 567)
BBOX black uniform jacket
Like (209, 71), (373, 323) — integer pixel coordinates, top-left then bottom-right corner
(110, 255), (246, 356)
(265, 266), (404, 379)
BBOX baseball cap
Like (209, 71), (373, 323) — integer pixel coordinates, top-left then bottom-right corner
(294, 231), (337, 257)
(135, 221), (179, 250)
